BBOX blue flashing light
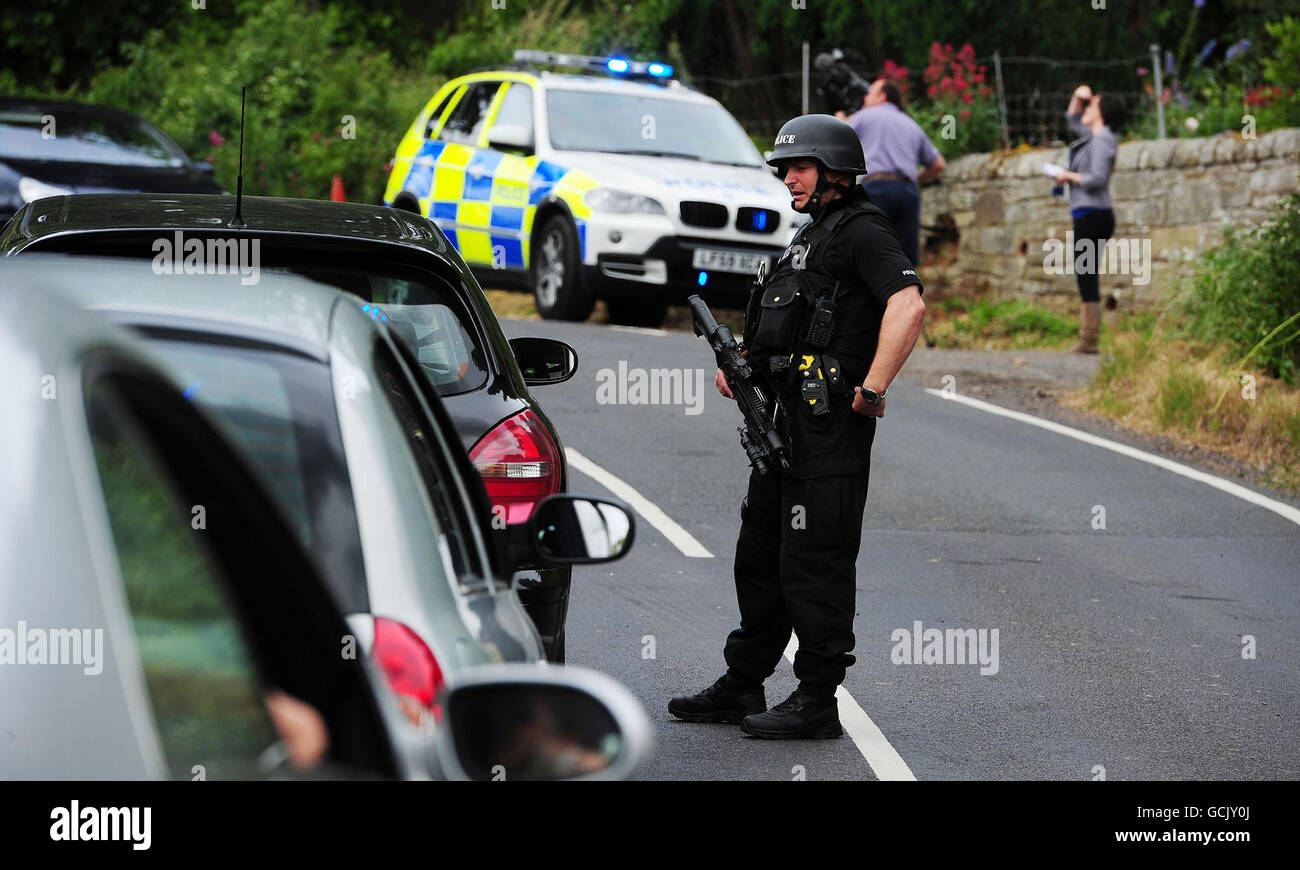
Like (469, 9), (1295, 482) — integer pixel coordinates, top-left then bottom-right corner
(647, 62), (673, 78)
(606, 58), (629, 74)
(753, 211), (768, 231)
(697, 271), (709, 286)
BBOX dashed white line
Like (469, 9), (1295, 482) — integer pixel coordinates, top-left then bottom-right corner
(564, 447), (713, 558)
(783, 635), (917, 782)
(924, 388), (1300, 528)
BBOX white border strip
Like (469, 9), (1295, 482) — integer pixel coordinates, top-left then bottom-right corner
(783, 635), (917, 781)
(925, 388), (1300, 527)
(565, 447), (714, 558)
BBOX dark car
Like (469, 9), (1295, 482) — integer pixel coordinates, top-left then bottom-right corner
(0, 98), (224, 224)
(0, 192), (580, 661)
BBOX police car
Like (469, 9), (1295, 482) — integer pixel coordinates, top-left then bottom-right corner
(383, 50), (800, 328)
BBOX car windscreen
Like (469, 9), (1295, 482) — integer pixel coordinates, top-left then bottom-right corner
(546, 89), (765, 167)
(267, 265), (490, 396)
(0, 108), (188, 167)
(145, 337), (369, 614)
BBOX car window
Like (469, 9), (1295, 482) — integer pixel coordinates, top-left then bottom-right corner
(489, 83), (533, 137)
(439, 82), (501, 145)
(143, 338), (369, 615)
(86, 377), (280, 780)
(278, 265), (489, 396)
(373, 341), (483, 587)
(423, 88), (461, 139)
(0, 108), (187, 166)
(546, 89), (765, 166)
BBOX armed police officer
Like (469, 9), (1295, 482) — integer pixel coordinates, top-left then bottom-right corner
(669, 115), (926, 739)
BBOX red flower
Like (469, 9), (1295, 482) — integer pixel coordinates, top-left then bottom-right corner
(313, 131), (322, 141)
(208, 130), (226, 147)
(958, 44), (975, 63)
(962, 93), (973, 104)
(960, 109), (971, 120)
(928, 84), (939, 97)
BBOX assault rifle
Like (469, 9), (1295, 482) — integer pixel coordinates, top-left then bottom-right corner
(688, 293), (790, 475)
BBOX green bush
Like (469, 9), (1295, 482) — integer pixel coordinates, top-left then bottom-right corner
(82, 0), (438, 205)
(1180, 192), (1300, 385)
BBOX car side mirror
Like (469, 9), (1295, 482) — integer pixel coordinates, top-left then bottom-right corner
(509, 337), (577, 386)
(504, 495), (634, 567)
(432, 664), (651, 780)
(487, 124), (534, 154)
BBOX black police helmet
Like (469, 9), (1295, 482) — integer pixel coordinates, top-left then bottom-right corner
(766, 114), (866, 175)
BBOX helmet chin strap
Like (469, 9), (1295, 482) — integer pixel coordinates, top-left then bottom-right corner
(797, 166), (850, 216)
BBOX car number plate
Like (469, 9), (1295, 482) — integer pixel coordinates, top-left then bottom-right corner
(691, 248), (769, 275)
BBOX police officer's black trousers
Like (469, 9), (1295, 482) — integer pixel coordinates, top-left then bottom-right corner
(723, 458), (873, 699)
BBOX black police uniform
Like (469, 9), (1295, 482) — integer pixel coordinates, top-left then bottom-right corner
(723, 183), (922, 699)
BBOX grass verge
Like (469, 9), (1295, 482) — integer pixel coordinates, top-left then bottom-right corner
(1063, 318), (1300, 493)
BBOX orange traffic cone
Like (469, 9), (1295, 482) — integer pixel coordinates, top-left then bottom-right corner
(330, 174), (346, 202)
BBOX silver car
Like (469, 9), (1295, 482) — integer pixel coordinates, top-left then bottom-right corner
(17, 256), (631, 726)
(0, 261), (651, 780)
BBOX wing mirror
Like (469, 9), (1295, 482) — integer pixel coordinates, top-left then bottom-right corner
(504, 495), (634, 568)
(429, 664), (651, 780)
(509, 337), (577, 386)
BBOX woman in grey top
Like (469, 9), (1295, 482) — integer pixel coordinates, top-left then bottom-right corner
(1053, 84), (1127, 353)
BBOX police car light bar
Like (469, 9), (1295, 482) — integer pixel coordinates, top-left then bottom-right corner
(512, 50), (674, 80)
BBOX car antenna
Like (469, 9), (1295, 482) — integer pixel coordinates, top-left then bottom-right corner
(228, 85), (248, 229)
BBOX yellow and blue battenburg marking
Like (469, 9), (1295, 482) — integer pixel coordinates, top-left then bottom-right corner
(393, 139), (590, 269)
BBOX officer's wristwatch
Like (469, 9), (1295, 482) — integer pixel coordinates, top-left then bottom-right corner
(861, 386), (887, 404)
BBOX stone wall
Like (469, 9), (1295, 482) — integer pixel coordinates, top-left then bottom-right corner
(918, 128), (1300, 306)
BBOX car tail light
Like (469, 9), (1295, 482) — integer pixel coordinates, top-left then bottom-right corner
(372, 617), (444, 721)
(470, 408), (561, 524)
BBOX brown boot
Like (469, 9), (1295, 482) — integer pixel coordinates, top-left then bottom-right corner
(1072, 301), (1100, 354)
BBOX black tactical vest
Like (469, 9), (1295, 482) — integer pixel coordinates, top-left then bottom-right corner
(741, 197), (879, 477)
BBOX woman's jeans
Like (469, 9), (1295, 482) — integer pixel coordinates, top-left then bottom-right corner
(1072, 208), (1116, 303)
(864, 179), (921, 267)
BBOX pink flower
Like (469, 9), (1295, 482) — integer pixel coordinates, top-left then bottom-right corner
(962, 93), (973, 104)
(208, 130), (225, 147)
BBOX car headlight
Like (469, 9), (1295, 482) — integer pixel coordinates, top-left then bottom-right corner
(584, 189), (665, 215)
(18, 177), (73, 203)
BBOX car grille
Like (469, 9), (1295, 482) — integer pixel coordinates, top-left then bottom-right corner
(679, 201), (728, 229)
(736, 207), (780, 234)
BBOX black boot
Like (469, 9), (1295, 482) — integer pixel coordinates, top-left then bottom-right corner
(741, 689), (842, 739)
(668, 674), (766, 723)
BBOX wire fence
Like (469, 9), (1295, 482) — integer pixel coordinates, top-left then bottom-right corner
(692, 48), (1300, 151)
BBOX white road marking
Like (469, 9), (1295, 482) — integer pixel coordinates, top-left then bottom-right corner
(783, 635), (917, 782)
(925, 388), (1300, 528)
(565, 447), (713, 558)
(608, 325), (669, 337)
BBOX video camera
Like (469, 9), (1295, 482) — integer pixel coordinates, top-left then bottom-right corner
(814, 49), (873, 116)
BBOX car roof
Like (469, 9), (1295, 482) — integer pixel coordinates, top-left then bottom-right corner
(3, 193), (451, 256)
(1, 254), (345, 360)
(0, 96), (153, 122)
